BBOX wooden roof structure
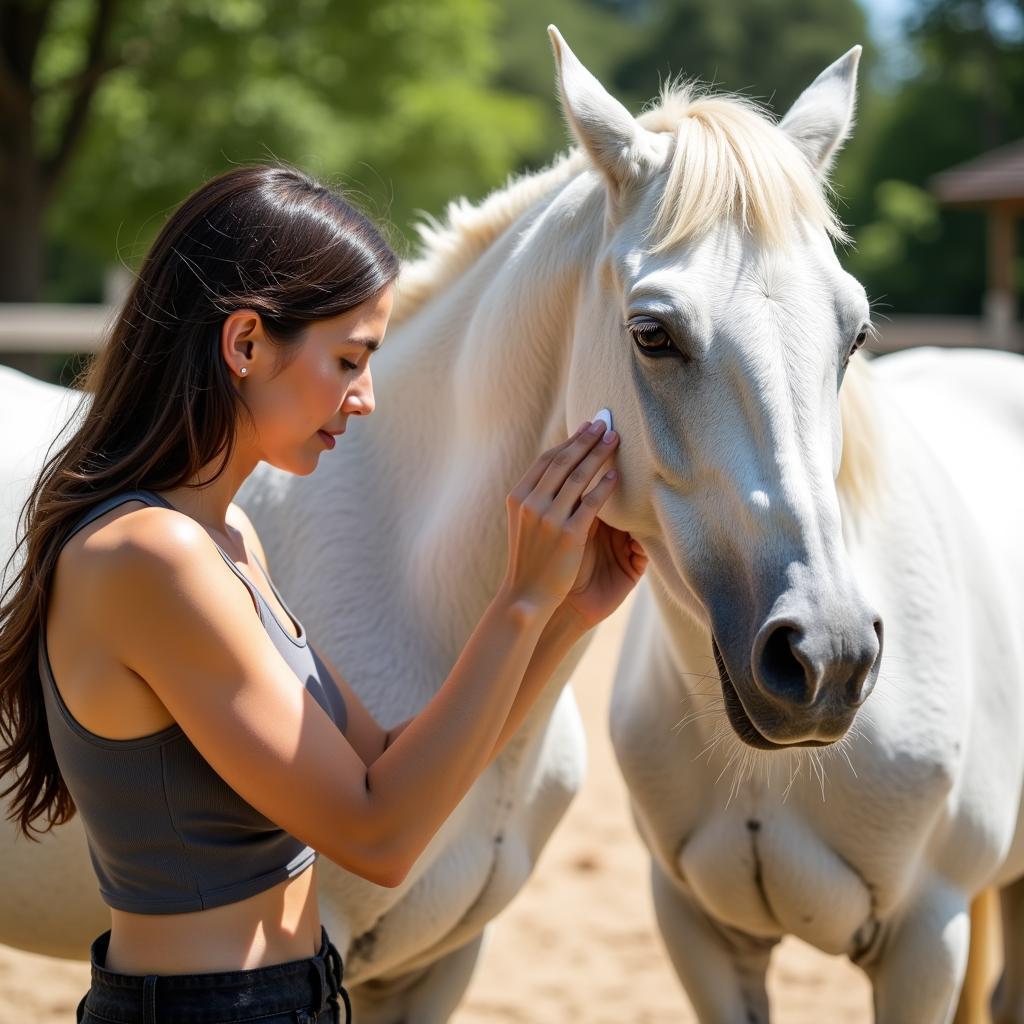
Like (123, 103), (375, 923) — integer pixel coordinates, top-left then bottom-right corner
(929, 138), (1024, 209)
(929, 139), (1023, 350)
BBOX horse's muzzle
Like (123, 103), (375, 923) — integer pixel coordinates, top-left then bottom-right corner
(712, 606), (884, 748)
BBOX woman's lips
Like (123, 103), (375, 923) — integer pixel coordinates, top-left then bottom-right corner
(318, 429), (336, 450)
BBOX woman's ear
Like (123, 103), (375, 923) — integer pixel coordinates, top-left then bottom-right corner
(220, 310), (262, 379)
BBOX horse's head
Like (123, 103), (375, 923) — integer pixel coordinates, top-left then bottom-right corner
(549, 28), (882, 749)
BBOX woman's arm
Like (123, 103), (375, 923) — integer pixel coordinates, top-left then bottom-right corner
(104, 516), (550, 888)
(311, 603), (589, 771)
(236, 510), (583, 772)
(107, 425), (618, 887)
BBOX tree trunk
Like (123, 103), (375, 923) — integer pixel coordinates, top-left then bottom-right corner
(0, 131), (45, 302)
(0, 0), (121, 302)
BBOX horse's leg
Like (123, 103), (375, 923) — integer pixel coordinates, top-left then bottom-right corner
(953, 888), (999, 1024)
(350, 933), (485, 1024)
(993, 875), (1024, 1024)
(865, 878), (971, 1024)
(651, 858), (775, 1024)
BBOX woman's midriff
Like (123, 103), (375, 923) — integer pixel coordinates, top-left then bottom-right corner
(104, 860), (321, 974)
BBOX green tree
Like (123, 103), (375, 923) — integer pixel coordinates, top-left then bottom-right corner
(0, 0), (546, 302)
(597, 0), (877, 265)
(844, 0), (1024, 314)
(492, 0), (647, 168)
(611, 0), (870, 118)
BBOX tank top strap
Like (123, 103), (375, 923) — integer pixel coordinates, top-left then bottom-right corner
(132, 490), (271, 622)
(63, 489), (175, 545)
(57, 488), (298, 639)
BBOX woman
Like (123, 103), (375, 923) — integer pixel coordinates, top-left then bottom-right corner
(0, 162), (647, 1023)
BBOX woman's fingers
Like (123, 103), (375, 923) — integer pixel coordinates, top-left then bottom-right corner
(567, 469), (618, 533)
(551, 429), (619, 516)
(631, 547), (648, 571)
(501, 420), (628, 610)
(532, 422), (611, 503)
(507, 422), (590, 503)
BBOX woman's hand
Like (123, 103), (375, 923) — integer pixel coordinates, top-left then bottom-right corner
(502, 420), (622, 615)
(560, 518), (648, 631)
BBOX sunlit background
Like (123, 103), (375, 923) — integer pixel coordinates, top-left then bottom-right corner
(1, 0), (1022, 382)
(0, 1), (1021, 1021)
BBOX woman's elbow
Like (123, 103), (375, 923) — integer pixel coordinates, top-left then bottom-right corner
(325, 836), (414, 889)
(365, 859), (412, 889)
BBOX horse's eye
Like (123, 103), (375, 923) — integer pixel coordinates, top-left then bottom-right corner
(627, 318), (676, 357)
(843, 328), (868, 370)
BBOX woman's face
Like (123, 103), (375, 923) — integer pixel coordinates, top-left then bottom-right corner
(229, 284), (394, 475)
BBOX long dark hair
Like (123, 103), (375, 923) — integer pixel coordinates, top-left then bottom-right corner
(0, 163), (399, 839)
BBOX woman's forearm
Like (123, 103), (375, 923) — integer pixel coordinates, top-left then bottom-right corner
(359, 607), (589, 885)
(379, 607), (590, 767)
(361, 586), (553, 878)
(484, 604), (589, 766)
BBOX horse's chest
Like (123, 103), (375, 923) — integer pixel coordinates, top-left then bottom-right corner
(338, 691), (586, 983)
(678, 809), (876, 956)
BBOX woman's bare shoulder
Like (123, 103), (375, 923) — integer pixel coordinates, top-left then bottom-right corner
(48, 503), (253, 735)
(71, 501), (213, 571)
(64, 504), (271, 685)
(62, 502), (227, 624)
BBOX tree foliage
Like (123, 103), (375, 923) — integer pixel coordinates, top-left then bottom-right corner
(5, 0), (1022, 319)
(491, 0), (647, 167)
(611, 0), (870, 117)
(2, 0), (546, 300)
(843, 0), (1024, 314)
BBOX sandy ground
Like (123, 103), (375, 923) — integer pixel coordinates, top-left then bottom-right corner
(0, 591), (876, 1023)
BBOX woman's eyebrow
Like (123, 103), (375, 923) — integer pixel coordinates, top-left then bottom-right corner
(346, 336), (381, 351)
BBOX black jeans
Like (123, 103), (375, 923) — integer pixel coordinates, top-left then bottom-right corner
(76, 926), (352, 1023)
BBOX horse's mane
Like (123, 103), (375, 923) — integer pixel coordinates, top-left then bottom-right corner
(391, 149), (589, 326)
(636, 79), (849, 251)
(392, 78), (876, 512)
(836, 355), (880, 514)
(393, 79), (848, 325)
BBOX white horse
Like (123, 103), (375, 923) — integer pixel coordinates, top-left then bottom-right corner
(563, 39), (1024, 1024)
(1, 27), (1020, 1024)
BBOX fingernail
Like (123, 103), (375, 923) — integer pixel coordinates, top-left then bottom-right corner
(602, 430), (617, 444)
(579, 421), (591, 432)
(589, 421), (605, 435)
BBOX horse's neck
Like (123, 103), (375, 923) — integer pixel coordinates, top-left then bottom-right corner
(645, 570), (718, 701)
(381, 173), (606, 636)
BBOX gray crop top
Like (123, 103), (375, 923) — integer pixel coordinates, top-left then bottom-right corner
(38, 488), (348, 914)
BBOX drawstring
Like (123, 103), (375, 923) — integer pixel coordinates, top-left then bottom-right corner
(325, 939), (352, 1024)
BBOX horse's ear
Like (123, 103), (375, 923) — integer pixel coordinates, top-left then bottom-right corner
(779, 46), (862, 177)
(548, 25), (656, 196)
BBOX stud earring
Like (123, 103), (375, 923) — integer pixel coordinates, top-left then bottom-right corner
(239, 367), (248, 376)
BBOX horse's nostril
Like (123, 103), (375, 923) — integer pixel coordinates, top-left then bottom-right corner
(758, 625), (815, 706)
(847, 616), (884, 706)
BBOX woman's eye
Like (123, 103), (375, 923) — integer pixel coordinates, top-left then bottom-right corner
(627, 318), (676, 357)
(340, 358), (359, 372)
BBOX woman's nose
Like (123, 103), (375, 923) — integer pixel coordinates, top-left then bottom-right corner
(345, 368), (375, 415)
